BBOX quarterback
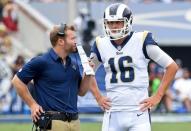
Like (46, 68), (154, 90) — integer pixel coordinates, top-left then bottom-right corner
(90, 3), (178, 131)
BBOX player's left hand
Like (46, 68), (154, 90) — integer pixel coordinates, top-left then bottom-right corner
(139, 94), (162, 112)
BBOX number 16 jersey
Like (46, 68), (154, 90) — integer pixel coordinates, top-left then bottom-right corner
(90, 31), (156, 112)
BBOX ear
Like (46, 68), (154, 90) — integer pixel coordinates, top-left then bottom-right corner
(58, 38), (65, 46)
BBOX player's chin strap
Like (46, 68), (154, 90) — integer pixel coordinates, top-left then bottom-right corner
(76, 43), (95, 76)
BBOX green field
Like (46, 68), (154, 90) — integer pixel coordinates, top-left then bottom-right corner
(0, 122), (191, 131)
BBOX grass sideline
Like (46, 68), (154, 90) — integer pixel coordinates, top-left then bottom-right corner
(0, 122), (191, 131)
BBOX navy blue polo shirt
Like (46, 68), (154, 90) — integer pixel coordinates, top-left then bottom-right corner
(17, 48), (83, 113)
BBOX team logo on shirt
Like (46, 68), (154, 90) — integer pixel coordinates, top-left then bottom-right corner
(117, 46), (122, 51)
(116, 51), (123, 55)
(18, 68), (22, 72)
(116, 46), (123, 55)
(72, 64), (77, 70)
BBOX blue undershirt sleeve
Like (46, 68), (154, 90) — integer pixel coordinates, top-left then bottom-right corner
(90, 41), (102, 62)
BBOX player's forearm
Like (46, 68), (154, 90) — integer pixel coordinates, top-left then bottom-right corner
(78, 75), (94, 96)
(156, 62), (178, 98)
(12, 75), (37, 108)
(90, 77), (102, 102)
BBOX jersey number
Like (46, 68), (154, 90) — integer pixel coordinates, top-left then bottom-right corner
(108, 56), (134, 83)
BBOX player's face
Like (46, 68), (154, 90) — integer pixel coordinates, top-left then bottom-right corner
(64, 30), (77, 53)
(106, 20), (124, 33)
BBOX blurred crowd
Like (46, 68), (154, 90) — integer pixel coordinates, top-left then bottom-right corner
(0, 0), (26, 114)
(0, 0), (18, 61)
(124, 0), (191, 3)
(149, 60), (191, 113)
(0, 0), (18, 32)
(74, 8), (97, 56)
(19, 0), (191, 4)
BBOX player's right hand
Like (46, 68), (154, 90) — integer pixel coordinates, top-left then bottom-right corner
(30, 103), (44, 122)
(97, 96), (111, 111)
(88, 57), (95, 68)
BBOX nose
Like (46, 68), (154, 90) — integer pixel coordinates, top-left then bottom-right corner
(73, 38), (77, 43)
(109, 22), (118, 29)
(111, 23), (115, 27)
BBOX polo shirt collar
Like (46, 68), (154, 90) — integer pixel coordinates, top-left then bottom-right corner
(49, 48), (60, 61)
(49, 48), (71, 65)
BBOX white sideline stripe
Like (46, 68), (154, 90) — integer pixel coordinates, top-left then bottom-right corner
(79, 114), (191, 123)
(152, 115), (191, 123)
(0, 114), (191, 123)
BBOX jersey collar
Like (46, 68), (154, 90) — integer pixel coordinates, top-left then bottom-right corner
(110, 32), (133, 51)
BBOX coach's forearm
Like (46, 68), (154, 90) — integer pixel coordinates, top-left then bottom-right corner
(12, 75), (37, 108)
(90, 77), (102, 102)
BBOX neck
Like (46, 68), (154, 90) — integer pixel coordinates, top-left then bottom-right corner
(114, 37), (126, 45)
(53, 46), (68, 61)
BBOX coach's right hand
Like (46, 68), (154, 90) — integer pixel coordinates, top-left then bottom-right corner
(30, 103), (44, 122)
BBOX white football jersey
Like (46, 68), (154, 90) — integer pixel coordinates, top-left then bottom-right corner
(91, 31), (152, 111)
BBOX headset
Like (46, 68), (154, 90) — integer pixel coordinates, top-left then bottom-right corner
(57, 23), (66, 36)
(32, 112), (52, 131)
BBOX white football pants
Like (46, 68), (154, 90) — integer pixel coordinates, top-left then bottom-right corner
(102, 111), (151, 131)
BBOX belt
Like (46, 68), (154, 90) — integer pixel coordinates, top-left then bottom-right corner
(45, 111), (78, 122)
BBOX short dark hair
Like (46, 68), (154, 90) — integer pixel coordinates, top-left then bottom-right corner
(49, 24), (75, 47)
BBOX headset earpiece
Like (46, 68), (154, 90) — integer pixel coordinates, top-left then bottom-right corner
(57, 23), (66, 36)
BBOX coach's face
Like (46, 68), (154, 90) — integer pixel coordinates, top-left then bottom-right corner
(64, 30), (77, 53)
